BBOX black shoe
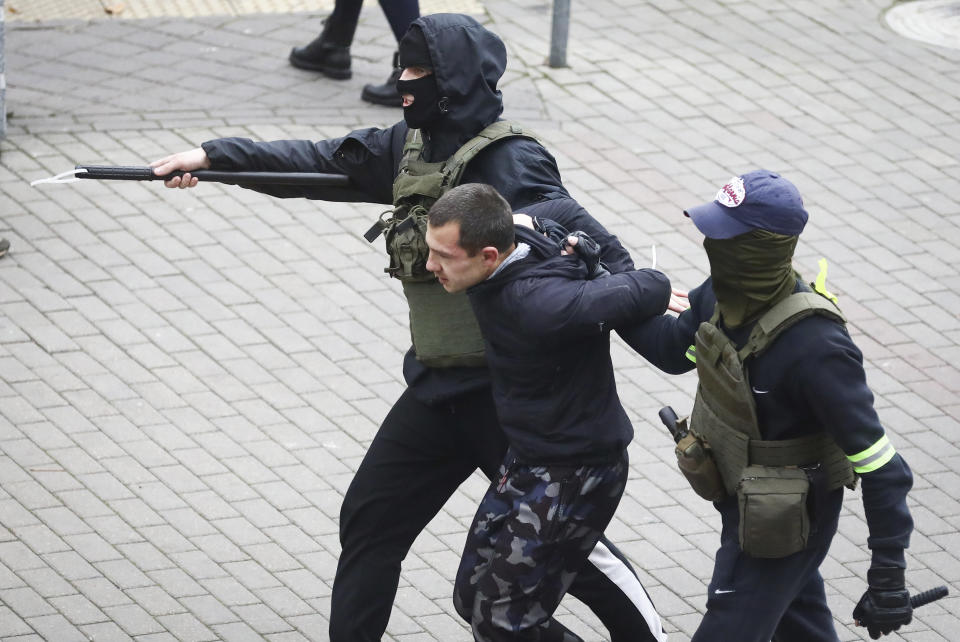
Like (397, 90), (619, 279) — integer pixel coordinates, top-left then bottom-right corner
(289, 35), (351, 79)
(361, 52), (403, 107)
(0, 238), (9, 259)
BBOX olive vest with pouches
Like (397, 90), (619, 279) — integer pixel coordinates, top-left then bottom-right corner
(363, 121), (541, 368)
(690, 291), (857, 496)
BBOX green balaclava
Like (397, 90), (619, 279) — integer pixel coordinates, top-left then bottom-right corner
(703, 230), (800, 328)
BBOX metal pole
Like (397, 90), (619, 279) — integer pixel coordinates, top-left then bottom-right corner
(549, 0), (571, 68)
(1, 0), (6, 141)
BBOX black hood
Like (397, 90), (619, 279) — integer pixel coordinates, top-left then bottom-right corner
(411, 14), (506, 160)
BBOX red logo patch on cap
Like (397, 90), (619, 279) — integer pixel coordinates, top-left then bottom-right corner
(716, 176), (745, 208)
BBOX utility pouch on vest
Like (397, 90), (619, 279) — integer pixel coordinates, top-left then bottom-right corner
(690, 384), (753, 497)
(737, 464), (810, 559)
(380, 204), (433, 282)
(674, 417), (726, 502)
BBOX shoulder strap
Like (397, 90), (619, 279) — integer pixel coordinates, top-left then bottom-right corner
(738, 292), (845, 360)
(443, 121), (541, 187)
(398, 129), (425, 174)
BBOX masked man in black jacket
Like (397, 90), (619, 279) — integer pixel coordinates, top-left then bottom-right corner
(151, 13), (669, 642)
(626, 170), (914, 641)
(424, 183), (672, 640)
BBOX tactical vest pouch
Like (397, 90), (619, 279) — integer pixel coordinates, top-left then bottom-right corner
(402, 280), (486, 367)
(690, 385), (752, 497)
(382, 204), (434, 282)
(737, 465), (810, 559)
(675, 424), (726, 502)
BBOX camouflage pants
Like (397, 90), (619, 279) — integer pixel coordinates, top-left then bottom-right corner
(453, 451), (629, 641)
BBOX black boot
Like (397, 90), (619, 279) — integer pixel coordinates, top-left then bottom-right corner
(289, 19), (352, 79)
(361, 52), (403, 107)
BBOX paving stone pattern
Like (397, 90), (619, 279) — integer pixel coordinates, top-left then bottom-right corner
(1, 0), (959, 640)
(5, 0), (482, 22)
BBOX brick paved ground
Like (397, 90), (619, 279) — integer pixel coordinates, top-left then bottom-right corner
(1, 0), (959, 640)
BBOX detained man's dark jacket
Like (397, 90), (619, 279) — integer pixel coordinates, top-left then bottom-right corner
(626, 278), (913, 569)
(198, 14), (651, 404)
(465, 225), (671, 463)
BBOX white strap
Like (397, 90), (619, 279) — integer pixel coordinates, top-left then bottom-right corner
(30, 167), (88, 186)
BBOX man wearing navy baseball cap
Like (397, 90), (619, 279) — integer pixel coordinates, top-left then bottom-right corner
(682, 170), (811, 328)
(624, 170), (915, 641)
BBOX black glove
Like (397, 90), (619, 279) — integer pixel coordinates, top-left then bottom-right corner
(531, 216), (570, 248)
(531, 217), (608, 278)
(853, 567), (912, 639)
(566, 230), (609, 278)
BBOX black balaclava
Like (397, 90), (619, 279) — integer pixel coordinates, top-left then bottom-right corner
(396, 25), (446, 130)
(396, 74), (444, 130)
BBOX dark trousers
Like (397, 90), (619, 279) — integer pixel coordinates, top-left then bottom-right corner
(328, 0), (420, 44)
(329, 386), (665, 642)
(690, 488), (844, 642)
(454, 454), (628, 641)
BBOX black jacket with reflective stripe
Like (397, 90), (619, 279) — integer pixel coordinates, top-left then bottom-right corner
(628, 278), (913, 568)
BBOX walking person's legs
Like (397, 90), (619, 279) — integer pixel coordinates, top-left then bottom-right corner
(361, 0), (420, 106)
(289, 0), (363, 78)
(289, 0), (420, 106)
(329, 386), (503, 642)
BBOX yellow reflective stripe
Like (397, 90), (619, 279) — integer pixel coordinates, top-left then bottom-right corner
(848, 434), (896, 473)
(814, 258), (839, 305)
(848, 435), (889, 462)
(685, 345), (696, 363)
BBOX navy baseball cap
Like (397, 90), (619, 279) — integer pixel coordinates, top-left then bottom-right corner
(684, 170), (808, 239)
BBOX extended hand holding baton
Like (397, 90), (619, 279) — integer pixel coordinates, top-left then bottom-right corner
(854, 585), (948, 635)
(31, 165), (352, 188)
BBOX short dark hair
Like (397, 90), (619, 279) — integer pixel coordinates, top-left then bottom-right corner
(428, 184), (515, 255)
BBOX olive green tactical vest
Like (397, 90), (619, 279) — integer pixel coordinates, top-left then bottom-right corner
(364, 121), (540, 367)
(690, 291), (857, 495)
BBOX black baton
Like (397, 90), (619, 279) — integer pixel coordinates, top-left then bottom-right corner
(75, 165), (352, 187)
(910, 585), (948, 609)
